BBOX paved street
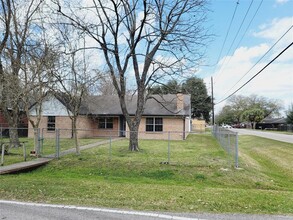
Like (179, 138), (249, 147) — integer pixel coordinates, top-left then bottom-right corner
(231, 129), (293, 144)
(1, 200), (293, 220)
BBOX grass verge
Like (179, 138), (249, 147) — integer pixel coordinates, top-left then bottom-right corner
(0, 134), (292, 214)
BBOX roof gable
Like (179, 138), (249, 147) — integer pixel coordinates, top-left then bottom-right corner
(29, 95), (72, 116)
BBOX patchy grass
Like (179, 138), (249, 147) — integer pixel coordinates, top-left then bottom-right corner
(0, 137), (105, 165)
(0, 134), (292, 214)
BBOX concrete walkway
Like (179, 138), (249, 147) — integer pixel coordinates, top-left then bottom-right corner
(0, 138), (123, 175)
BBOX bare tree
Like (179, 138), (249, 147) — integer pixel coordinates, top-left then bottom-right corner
(0, 0), (11, 54)
(22, 41), (58, 152)
(56, 0), (208, 151)
(0, 0), (44, 146)
(53, 24), (98, 155)
(54, 52), (87, 155)
(95, 72), (117, 95)
(0, 0), (11, 131)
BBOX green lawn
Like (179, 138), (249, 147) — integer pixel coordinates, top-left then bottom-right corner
(0, 134), (292, 214)
(0, 137), (105, 165)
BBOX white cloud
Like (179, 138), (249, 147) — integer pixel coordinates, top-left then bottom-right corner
(230, 44), (270, 63)
(207, 17), (293, 115)
(253, 17), (293, 42)
(275, 0), (289, 5)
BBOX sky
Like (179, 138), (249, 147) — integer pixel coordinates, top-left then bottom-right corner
(198, 0), (293, 115)
(50, 0), (292, 117)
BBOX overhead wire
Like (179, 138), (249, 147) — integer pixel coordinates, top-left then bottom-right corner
(215, 0), (263, 82)
(213, 0), (240, 82)
(233, 0), (264, 56)
(215, 41), (293, 105)
(215, 0), (254, 78)
(218, 25), (293, 100)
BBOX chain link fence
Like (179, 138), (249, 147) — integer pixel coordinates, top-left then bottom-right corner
(0, 127), (31, 166)
(2, 125), (241, 168)
(1, 126), (212, 166)
(212, 125), (239, 168)
(51, 129), (205, 165)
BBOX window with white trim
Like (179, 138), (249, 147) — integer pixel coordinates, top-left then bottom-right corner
(146, 117), (163, 132)
(98, 117), (113, 129)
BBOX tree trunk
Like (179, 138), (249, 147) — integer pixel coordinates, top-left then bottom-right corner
(33, 127), (38, 153)
(9, 127), (20, 148)
(129, 127), (139, 151)
(253, 122), (256, 129)
(72, 118), (80, 155)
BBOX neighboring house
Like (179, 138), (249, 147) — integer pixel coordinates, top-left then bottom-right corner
(0, 111), (9, 128)
(256, 117), (287, 130)
(0, 110), (28, 137)
(28, 93), (191, 140)
(0, 110), (28, 128)
(191, 119), (206, 132)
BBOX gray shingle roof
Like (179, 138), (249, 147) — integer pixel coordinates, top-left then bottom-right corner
(80, 94), (191, 117)
(261, 117), (286, 124)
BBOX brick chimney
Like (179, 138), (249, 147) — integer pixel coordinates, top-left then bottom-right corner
(176, 93), (184, 112)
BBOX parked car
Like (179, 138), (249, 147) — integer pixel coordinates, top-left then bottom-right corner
(222, 124), (232, 129)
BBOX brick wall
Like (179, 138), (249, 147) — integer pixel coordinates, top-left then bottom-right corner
(0, 112), (8, 127)
(28, 115), (188, 140)
(28, 116), (73, 138)
(0, 111), (28, 128)
(126, 116), (189, 140)
(91, 117), (120, 137)
(28, 115), (120, 138)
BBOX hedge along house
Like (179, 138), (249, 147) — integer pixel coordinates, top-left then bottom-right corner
(28, 93), (191, 140)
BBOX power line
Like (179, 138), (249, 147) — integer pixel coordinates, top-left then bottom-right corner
(215, 41), (293, 105)
(213, 0), (263, 85)
(233, 0), (263, 56)
(218, 25), (293, 100)
(215, 0), (254, 78)
(213, 0), (240, 79)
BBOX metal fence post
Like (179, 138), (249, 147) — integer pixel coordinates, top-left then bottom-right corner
(212, 125), (239, 168)
(36, 128), (40, 156)
(1, 144), (4, 166)
(55, 129), (60, 159)
(41, 128), (44, 154)
(228, 132), (231, 154)
(235, 132), (239, 168)
(109, 135), (112, 161)
(23, 142), (27, 161)
(168, 131), (170, 164)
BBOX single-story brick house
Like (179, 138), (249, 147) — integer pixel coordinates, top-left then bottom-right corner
(0, 110), (28, 137)
(28, 93), (191, 140)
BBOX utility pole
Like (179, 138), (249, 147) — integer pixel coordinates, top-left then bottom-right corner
(211, 77), (215, 125)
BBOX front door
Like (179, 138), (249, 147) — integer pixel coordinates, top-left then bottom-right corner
(119, 116), (126, 137)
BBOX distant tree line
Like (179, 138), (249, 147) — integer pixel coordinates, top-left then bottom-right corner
(215, 94), (283, 129)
